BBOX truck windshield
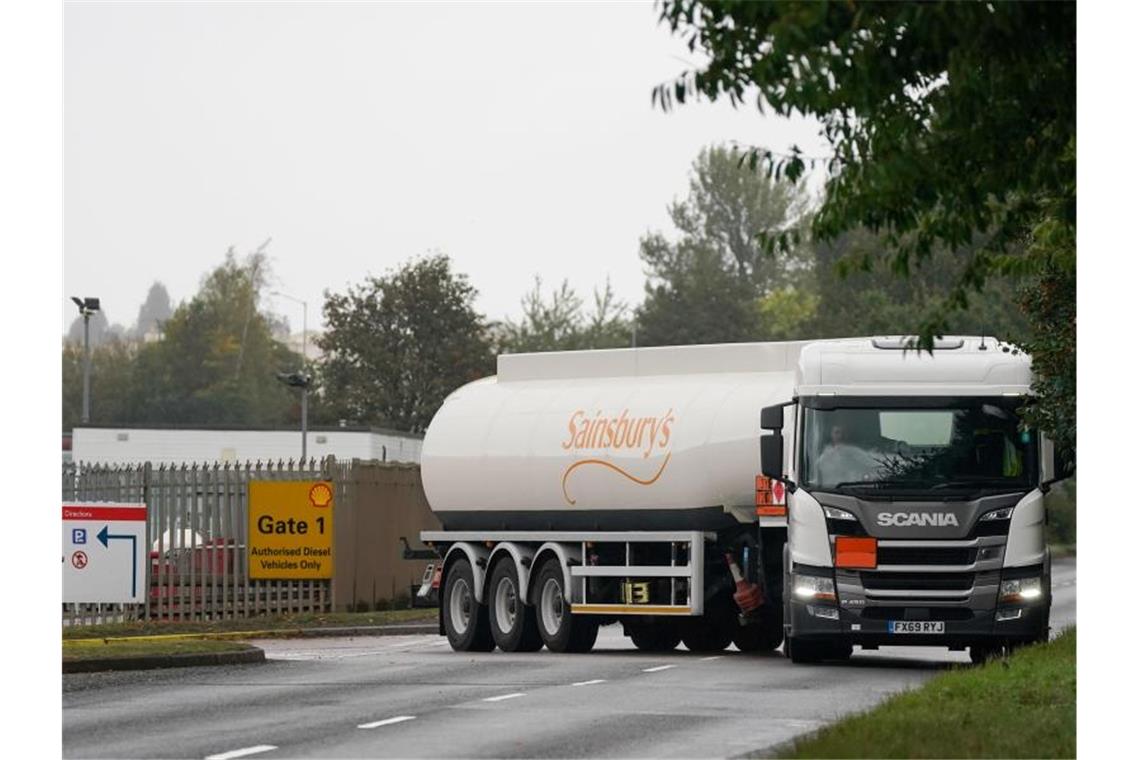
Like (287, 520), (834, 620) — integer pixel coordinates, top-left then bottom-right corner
(800, 398), (1036, 495)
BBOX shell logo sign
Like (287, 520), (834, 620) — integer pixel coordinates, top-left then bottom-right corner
(308, 482), (333, 508)
(559, 408), (675, 505)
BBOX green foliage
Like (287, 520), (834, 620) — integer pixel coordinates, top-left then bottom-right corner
(498, 277), (632, 353)
(655, 1), (1075, 454)
(62, 246), (303, 431)
(788, 629), (1076, 758)
(132, 247), (300, 426)
(318, 254), (494, 433)
(636, 145), (808, 346)
(756, 287), (817, 341)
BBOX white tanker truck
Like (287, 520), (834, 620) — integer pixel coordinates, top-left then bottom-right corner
(415, 336), (1071, 662)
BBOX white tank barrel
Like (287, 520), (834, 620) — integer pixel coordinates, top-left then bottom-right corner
(421, 342), (810, 531)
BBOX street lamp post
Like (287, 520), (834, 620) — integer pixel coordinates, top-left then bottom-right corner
(271, 291), (309, 462)
(70, 296), (101, 424)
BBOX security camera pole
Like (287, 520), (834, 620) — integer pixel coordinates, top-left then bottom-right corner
(70, 296), (101, 424)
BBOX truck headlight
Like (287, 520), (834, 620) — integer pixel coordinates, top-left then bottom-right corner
(823, 506), (857, 521)
(980, 507), (1014, 521)
(793, 574), (836, 602)
(1000, 576), (1043, 603)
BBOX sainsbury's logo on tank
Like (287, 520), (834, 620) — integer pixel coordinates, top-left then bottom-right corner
(560, 408), (675, 458)
(559, 408), (675, 505)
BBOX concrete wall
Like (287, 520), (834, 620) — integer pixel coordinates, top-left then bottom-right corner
(73, 427), (421, 466)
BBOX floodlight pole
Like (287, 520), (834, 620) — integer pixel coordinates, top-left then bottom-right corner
(71, 296), (100, 424)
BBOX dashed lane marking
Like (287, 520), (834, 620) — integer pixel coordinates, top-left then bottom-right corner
(642, 664), (676, 673)
(358, 715), (416, 729)
(483, 692), (526, 702)
(700, 655), (723, 661)
(205, 746), (278, 760)
(570, 679), (606, 686)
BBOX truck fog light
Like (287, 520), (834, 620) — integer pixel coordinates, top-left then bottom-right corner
(794, 575), (836, 602)
(1000, 576), (1042, 603)
(996, 608), (1023, 622)
(807, 605), (839, 620)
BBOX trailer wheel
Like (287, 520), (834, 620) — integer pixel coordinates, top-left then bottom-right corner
(533, 559), (597, 653)
(488, 559), (543, 652)
(442, 557), (495, 652)
(629, 623), (682, 652)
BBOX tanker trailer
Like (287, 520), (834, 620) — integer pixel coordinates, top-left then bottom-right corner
(417, 341), (809, 653)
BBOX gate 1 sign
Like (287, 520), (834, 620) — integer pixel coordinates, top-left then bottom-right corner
(62, 503), (147, 603)
(248, 481), (334, 579)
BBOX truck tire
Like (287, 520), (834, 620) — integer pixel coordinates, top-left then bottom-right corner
(630, 623), (682, 652)
(488, 559), (543, 652)
(442, 557), (495, 652)
(732, 606), (784, 653)
(681, 616), (734, 653)
(532, 559), (597, 653)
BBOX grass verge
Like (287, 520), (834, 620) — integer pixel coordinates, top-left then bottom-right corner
(785, 628), (1076, 759)
(62, 608), (435, 640)
(64, 638), (256, 661)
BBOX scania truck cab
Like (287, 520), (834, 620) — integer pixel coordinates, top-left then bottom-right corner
(761, 336), (1071, 663)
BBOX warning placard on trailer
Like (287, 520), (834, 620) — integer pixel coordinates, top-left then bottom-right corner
(248, 481), (334, 579)
(62, 503), (147, 603)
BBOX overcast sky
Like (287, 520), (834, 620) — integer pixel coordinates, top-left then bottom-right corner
(64, 1), (825, 336)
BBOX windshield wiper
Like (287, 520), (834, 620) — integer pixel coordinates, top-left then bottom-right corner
(829, 480), (923, 490)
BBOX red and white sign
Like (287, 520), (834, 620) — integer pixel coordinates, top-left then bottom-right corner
(63, 502), (147, 604)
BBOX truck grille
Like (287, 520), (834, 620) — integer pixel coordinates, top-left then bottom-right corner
(877, 547), (977, 566)
(861, 571), (975, 591)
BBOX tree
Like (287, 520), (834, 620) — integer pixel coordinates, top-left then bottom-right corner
(318, 255), (494, 433)
(62, 336), (138, 430)
(655, 2), (1075, 456)
(66, 309), (124, 347)
(498, 276), (632, 353)
(636, 145), (808, 346)
(131, 244), (301, 426)
(132, 282), (173, 339)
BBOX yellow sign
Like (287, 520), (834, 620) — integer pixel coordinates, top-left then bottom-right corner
(248, 480), (334, 579)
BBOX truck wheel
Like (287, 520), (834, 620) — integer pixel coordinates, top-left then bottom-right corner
(681, 617), (734, 653)
(630, 623), (682, 652)
(488, 559), (543, 652)
(786, 636), (820, 664)
(533, 560), (597, 653)
(442, 557), (494, 652)
(732, 606), (784, 653)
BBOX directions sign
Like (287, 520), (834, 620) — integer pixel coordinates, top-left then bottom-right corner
(248, 481), (334, 579)
(62, 503), (147, 603)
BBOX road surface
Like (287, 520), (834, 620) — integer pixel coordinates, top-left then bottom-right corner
(63, 557), (1075, 759)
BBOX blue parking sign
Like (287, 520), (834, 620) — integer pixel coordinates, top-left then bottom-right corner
(73, 528), (87, 545)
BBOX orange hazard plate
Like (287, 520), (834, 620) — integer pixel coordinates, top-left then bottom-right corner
(835, 537), (877, 569)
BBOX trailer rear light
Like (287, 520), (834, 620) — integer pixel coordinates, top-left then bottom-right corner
(835, 537), (877, 569)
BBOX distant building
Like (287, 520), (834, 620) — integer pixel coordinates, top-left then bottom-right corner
(70, 424), (422, 467)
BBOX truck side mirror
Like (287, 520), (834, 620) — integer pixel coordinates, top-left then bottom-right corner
(1042, 443), (1075, 493)
(760, 404), (784, 431)
(760, 433), (784, 480)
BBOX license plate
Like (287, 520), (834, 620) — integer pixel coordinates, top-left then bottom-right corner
(888, 620), (944, 634)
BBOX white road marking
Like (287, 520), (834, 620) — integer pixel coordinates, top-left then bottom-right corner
(358, 715), (416, 729)
(642, 664), (676, 673)
(700, 655), (723, 661)
(205, 746), (278, 760)
(483, 692), (526, 702)
(570, 679), (606, 686)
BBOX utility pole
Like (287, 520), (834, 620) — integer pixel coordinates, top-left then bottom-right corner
(70, 297), (101, 424)
(271, 291), (309, 462)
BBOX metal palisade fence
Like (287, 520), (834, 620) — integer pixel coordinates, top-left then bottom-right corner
(62, 456), (338, 626)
